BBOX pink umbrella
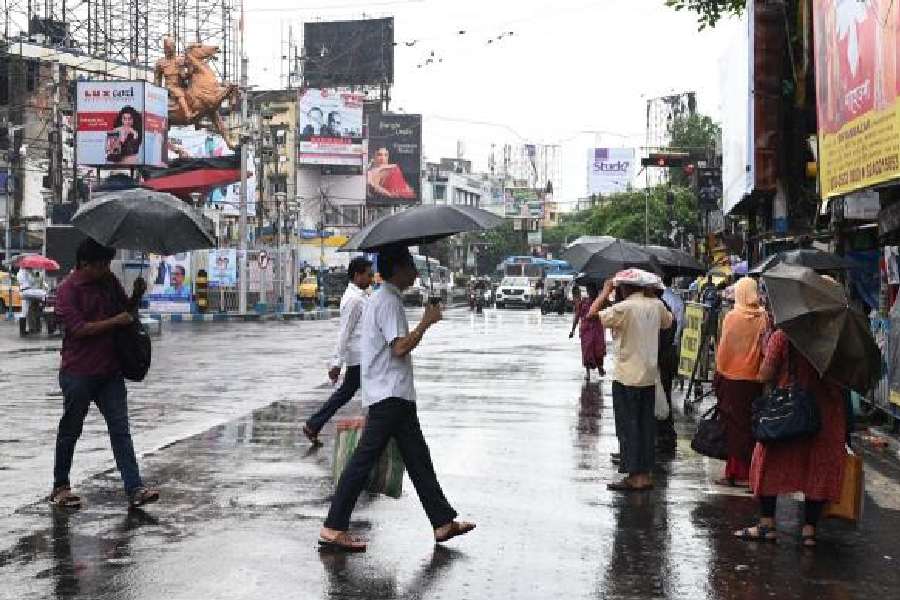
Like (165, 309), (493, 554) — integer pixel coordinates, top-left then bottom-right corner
(18, 255), (60, 271)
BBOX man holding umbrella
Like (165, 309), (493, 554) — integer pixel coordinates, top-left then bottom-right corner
(319, 245), (475, 552)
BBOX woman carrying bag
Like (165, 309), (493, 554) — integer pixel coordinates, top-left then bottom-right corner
(713, 278), (769, 487)
(733, 329), (847, 547)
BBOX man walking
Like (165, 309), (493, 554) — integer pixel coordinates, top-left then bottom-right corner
(590, 269), (673, 491)
(303, 257), (373, 445)
(318, 245), (475, 552)
(49, 238), (159, 509)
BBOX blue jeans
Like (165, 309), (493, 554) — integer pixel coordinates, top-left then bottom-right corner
(54, 372), (143, 494)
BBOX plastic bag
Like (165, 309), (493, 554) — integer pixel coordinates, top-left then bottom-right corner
(655, 376), (670, 419)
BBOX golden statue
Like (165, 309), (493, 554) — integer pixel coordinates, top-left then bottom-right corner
(154, 37), (240, 149)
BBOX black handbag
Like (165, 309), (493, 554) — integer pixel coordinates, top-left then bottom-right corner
(107, 279), (152, 382)
(752, 349), (820, 443)
(691, 404), (728, 460)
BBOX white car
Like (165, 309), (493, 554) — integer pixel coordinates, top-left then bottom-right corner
(495, 276), (537, 309)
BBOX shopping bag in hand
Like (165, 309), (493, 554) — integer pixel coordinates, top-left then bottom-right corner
(333, 417), (405, 499)
(824, 451), (864, 522)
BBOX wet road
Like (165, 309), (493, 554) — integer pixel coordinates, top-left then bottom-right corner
(2, 309), (900, 599)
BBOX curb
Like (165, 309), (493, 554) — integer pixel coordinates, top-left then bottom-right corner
(143, 309), (340, 323)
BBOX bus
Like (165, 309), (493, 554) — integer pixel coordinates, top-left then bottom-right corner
(498, 256), (574, 281)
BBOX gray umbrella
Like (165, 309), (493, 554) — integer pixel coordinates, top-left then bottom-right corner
(341, 205), (504, 252)
(72, 189), (216, 255)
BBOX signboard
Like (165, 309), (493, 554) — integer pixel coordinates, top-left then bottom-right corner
(527, 230), (543, 246)
(587, 148), (634, 195)
(844, 190), (881, 220)
(298, 88), (364, 166)
(207, 249), (237, 287)
(76, 80), (167, 167)
(814, 0), (900, 198)
(168, 126), (256, 217)
(504, 188), (544, 219)
(147, 253), (192, 313)
(367, 112), (422, 205)
(678, 303), (704, 378)
(303, 18), (394, 88)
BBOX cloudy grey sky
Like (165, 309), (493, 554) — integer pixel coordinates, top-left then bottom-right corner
(243, 0), (742, 203)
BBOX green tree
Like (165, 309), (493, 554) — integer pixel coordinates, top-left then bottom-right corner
(664, 0), (746, 30)
(471, 221), (528, 276)
(584, 186), (699, 247)
(667, 113), (721, 186)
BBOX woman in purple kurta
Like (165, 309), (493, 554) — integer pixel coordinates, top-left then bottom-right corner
(570, 283), (607, 381)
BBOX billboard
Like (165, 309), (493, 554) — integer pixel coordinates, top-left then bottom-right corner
(147, 253), (192, 313)
(207, 249), (237, 287)
(587, 148), (635, 195)
(298, 88), (365, 166)
(814, 0), (900, 198)
(367, 112), (422, 205)
(303, 18), (394, 88)
(76, 80), (167, 167)
(504, 188), (544, 219)
(168, 126), (257, 217)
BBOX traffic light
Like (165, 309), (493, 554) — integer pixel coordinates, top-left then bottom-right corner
(641, 151), (690, 168)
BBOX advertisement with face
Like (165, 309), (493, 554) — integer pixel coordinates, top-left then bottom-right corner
(587, 148), (635, 195)
(168, 126), (256, 217)
(147, 253), (192, 313)
(76, 81), (167, 167)
(298, 88), (365, 166)
(366, 113), (422, 205)
(207, 249), (237, 287)
(814, 0), (900, 197)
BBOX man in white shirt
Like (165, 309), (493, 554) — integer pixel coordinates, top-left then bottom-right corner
(303, 257), (373, 445)
(590, 269), (673, 492)
(319, 245), (475, 552)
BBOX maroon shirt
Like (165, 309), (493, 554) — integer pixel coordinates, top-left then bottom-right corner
(56, 270), (128, 377)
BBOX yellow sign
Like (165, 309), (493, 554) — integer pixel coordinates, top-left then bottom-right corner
(678, 303), (704, 378)
(815, 0), (900, 198)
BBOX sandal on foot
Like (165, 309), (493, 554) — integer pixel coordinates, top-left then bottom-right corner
(129, 486), (160, 508)
(801, 534), (817, 548)
(734, 525), (777, 543)
(435, 521), (476, 543)
(48, 485), (82, 508)
(713, 477), (736, 487)
(318, 532), (367, 552)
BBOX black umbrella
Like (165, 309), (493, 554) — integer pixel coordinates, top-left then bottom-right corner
(579, 240), (662, 280)
(341, 205), (504, 252)
(761, 264), (881, 394)
(645, 245), (706, 276)
(750, 249), (855, 275)
(560, 236), (617, 272)
(72, 188), (216, 255)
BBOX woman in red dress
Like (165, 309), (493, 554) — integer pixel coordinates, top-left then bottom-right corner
(733, 329), (846, 547)
(367, 147), (415, 199)
(570, 283), (606, 382)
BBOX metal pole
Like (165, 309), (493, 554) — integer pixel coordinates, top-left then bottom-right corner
(319, 187), (326, 310)
(238, 55), (249, 315)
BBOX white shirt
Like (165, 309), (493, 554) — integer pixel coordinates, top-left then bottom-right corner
(331, 282), (368, 368)
(360, 282), (416, 407)
(599, 292), (673, 387)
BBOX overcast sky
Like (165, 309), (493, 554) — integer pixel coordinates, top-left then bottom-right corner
(243, 0), (743, 203)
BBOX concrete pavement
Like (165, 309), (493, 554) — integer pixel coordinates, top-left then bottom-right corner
(2, 309), (900, 599)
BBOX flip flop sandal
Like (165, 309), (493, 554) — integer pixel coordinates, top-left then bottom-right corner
(734, 525), (777, 543)
(48, 485), (82, 508)
(129, 487), (160, 508)
(801, 534), (817, 548)
(435, 521), (476, 543)
(318, 534), (367, 552)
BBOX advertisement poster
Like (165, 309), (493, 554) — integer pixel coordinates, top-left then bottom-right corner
(678, 303), (704, 378)
(504, 188), (544, 219)
(76, 81), (167, 167)
(814, 0), (900, 198)
(147, 253), (192, 313)
(207, 249), (237, 287)
(587, 148), (635, 195)
(367, 112), (422, 205)
(298, 88), (365, 166)
(168, 126), (256, 217)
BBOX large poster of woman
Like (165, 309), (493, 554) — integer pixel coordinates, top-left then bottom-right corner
(366, 112), (422, 205)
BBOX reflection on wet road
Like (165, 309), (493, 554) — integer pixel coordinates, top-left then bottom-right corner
(1, 309), (900, 599)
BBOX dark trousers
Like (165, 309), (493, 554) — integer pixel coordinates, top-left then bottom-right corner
(325, 398), (457, 531)
(657, 349), (678, 444)
(54, 371), (142, 493)
(306, 365), (361, 434)
(612, 382), (656, 475)
(760, 496), (826, 526)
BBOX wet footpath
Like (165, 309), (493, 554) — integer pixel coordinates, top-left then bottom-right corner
(2, 309), (900, 599)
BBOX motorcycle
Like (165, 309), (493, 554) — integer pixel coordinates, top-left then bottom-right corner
(469, 288), (487, 314)
(540, 288), (566, 316)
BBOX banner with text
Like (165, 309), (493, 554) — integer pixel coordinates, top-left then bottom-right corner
(298, 88), (365, 166)
(814, 0), (900, 198)
(146, 253), (192, 313)
(587, 148), (635, 195)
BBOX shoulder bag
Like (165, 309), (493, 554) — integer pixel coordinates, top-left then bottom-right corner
(752, 347), (820, 443)
(108, 279), (152, 382)
(691, 403), (728, 460)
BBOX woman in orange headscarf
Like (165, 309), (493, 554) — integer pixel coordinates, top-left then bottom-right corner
(712, 277), (770, 486)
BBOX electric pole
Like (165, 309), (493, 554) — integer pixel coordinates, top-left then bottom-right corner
(238, 55), (249, 315)
(319, 186), (327, 310)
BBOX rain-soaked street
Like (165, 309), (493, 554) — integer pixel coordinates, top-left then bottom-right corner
(3, 309), (900, 600)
